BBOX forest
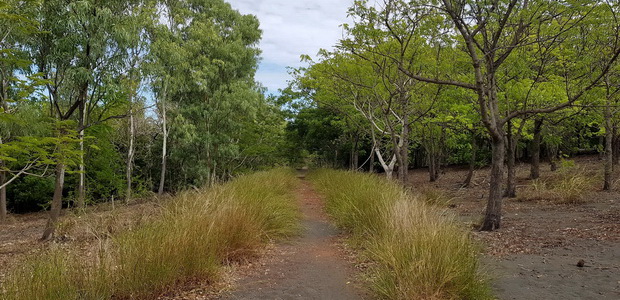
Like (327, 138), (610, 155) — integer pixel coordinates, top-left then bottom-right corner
(0, 0), (295, 240)
(1, 0), (620, 299)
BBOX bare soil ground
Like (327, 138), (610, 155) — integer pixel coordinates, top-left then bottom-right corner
(218, 178), (366, 300)
(0, 199), (163, 286)
(408, 156), (620, 300)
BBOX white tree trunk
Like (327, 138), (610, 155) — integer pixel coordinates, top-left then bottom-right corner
(126, 105), (135, 201)
(0, 138), (6, 223)
(158, 82), (168, 196)
(77, 100), (87, 209)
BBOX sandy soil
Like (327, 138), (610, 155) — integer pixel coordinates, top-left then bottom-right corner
(407, 157), (620, 300)
(219, 178), (366, 300)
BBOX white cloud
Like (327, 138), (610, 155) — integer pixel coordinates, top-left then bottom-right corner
(227, 0), (354, 94)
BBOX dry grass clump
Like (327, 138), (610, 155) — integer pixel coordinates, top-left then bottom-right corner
(415, 185), (453, 207)
(519, 165), (598, 204)
(1, 168), (299, 300)
(309, 170), (490, 300)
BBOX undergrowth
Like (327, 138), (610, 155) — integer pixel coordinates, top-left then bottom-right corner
(519, 165), (598, 204)
(1, 169), (299, 300)
(309, 169), (490, 300)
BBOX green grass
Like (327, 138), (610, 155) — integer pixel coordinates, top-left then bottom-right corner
(1, 168), (300, 300)
(309, 169), (490, 300)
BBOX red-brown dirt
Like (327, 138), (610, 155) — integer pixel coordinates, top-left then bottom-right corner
(218, 178), (366, 299)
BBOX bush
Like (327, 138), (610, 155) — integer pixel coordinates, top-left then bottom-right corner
(309, 169), (490, 300)
(1, 168), (300, 300)
(7, 176), (55, 213)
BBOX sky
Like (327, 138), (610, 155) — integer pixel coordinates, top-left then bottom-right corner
(227, 0), (354, 95)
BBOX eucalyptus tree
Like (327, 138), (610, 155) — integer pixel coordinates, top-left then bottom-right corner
(32, 0), (147, 240)
(122, 1), (155, 201)
(0, 0), (42, 223)
(148, 0), (262, 191)
(344, 0), (620, 230)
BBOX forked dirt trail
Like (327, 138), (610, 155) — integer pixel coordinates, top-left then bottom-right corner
(222, 177), (364, 300)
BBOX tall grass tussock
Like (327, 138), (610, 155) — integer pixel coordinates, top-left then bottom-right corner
(519, 164), (598, 204)
(309, 169), (490, 300)
(1, 169), (299, 300)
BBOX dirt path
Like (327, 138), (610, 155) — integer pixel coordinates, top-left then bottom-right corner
(221, 178), (364, 300)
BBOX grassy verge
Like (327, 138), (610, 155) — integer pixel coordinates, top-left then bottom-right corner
(309, 169), (490, 300)
(1, 168), (299, 300)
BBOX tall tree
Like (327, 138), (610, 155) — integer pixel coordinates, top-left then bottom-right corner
(33, 0), (143, 240)
(337, 0), (620, 230)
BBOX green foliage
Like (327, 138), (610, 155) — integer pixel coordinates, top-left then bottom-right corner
(309, 169), (490, 300)
(6, 176), (54, 212)
(83, 125), (125, 203)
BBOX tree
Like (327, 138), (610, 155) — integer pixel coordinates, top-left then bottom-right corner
(33, 0), (146, 240)
(342, 0), (620, 231)
(147, 0), (263, 191)
(0, 0), (42, 223)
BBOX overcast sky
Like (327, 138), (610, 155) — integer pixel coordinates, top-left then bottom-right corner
(227, 0), (354, 95)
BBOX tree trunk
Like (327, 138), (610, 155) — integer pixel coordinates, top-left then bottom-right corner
(398, 122), (409, 185)
(504, 121), (517, 198)
(462, 132), (477, 188)
(375, 148), (396, 180)
(604, 103), (613, 191)
(611, 129), (620, 166)
(0, 163), (6, 224)
(77, 95), (87, 209)
(158, 82), (168, 196)
(530, 119), (543, 179)
(126, 105), (135, 201)
(158, 103), (167, 195)
(428, 151), (437, 182)
(598, 135), (605, 160)
(350, 133), (359, 170)
(548, 145), (558, 171)
(42, 163), (66, 241)
(480, 136), (505, 231)
(369, 144), (375, 173)
(434, 153), (441, 180)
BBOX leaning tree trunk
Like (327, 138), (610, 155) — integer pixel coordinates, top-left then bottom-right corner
(42, 163), (66, 241)
(530, 119), (543, 179)
(480, 136), (505, 231)
(375, 148), (396, 180)
(462, 132), (477, 188)
(368, 144), (375, 173)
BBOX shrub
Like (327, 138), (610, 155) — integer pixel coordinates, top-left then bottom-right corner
(1, 168), (299, 300)
(309, 170), (490, 300)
